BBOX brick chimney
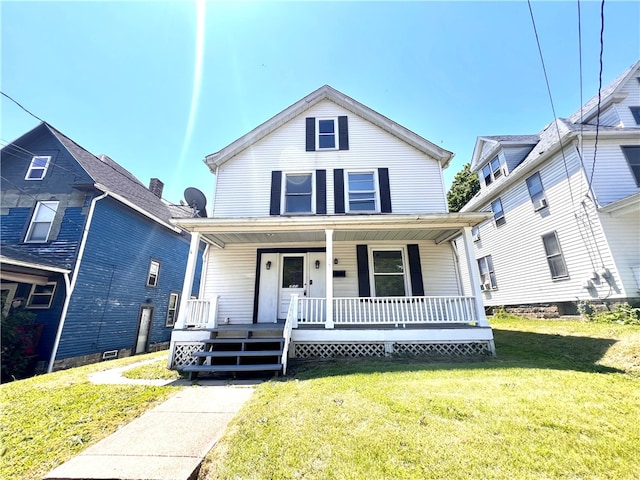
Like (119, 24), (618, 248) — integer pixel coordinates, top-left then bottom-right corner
(149, 178), (164, 198)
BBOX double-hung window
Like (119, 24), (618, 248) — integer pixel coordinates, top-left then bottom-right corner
(477, 255), (497, 290)
(25, 201), (59, 242)
(621, 146), (640, 186)
(482, 156), (503, 186)
(166, 292), (180, 327)
(284, 173), (313, 213)
(317, 118), (337, 150)
(25, 156), (51, 180)
(542, 231), (568, 279)
(147, 260), (160, 287)
(371, 249), (407, 296)
(26, 282), (57, 308)
(491, 198), (506, 226)
(347, 171), (377, 212)
(526, 172), (548, 210)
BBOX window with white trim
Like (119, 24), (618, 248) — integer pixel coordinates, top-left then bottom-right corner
(316, 118), (337, 150)
(25, 156), (51, 180)
(477, 255), (497, 290)
(472, 226), (480, 242)
(630, 107), (640, 125)
(26, 282), (57, 308)
(147, 260), (160, 287)
(25, 201), (59, 242)
(621, 146), (640, 186)
(284, 173), (313, 213)
(371, 249), (407, 296)
(481, 156), (503, 186)
(491, 198), (505, 226)
(166, 292), (179, 327)
(526, 172), (548, 210)
(542, 231), (568, 279)
(346, 171), (378, 212)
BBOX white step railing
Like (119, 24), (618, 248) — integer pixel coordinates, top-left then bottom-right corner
(183, 296), (219, 329)
(296, 296), (477, 326)
(281, 294), (299, 375)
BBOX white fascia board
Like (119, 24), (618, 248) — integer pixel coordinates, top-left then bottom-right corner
(93, 183), (181, 233)
(599, 192), (640, 216)
(0, 256), (71, 274)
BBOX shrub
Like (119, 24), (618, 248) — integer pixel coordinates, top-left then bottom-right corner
(589, 303), (640, 326)
(1, 308), (38, 382)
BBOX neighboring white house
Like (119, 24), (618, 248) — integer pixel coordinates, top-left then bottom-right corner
(168, 85), (494, 376)
(459, 60), (640, 317)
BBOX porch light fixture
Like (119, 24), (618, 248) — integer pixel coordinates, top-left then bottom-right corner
(334, 258), (339, 265)
(266, 261), (272, 270)
(315, 260), (320, 269)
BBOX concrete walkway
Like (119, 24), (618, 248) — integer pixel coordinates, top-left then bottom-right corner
(44, 359), (259, 480)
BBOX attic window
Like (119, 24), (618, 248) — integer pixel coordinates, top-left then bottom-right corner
(25, 156), (51, 180)
(630, 107), (640, 125)
(317, 119), (337, 149)
(305, 116), (349, 151)
(481, 156), (502, 186)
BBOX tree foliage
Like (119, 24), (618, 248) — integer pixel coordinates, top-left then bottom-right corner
(447, 163), (480, 212)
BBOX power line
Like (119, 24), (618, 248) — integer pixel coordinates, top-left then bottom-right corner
(588, 0), (606, 191)
(1, 91), (46, 123)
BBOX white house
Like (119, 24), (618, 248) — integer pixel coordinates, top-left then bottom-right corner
(459, 60), (640, 317)
(168, 85), (494, 377)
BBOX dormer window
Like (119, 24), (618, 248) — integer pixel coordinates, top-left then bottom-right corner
(305, 116), (349, 151)
(482, 156), (502, 186)
(25, 156), (51, 180)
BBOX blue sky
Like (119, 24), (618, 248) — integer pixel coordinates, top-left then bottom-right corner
(2, 1), (639, 204)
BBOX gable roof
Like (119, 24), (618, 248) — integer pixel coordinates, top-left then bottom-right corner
(471, 135), (540, 171)
(204, 85), (454, 169)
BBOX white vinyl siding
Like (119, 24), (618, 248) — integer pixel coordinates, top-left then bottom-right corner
(614, 70), (640, 127)
(584, 139), (640, 206)
(212, 100), (447, 217)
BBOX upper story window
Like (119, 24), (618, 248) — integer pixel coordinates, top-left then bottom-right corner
(477, 255), (497, 290)
(25, 156), (51, 180)
(371, 249), (407, 296)
(526, 172), (548, 211)
(347, 171), (378, 212)
(472, 226), (480, 242)
(542, 231), (568, 280)
(481, 156), (503, 186)
(305, 116), (349, 151)
(26, 282), (57, 309)
(629, 107), (640, 125)
(491, 198), (506, 226)
(621, 146), (640, 186)
(166, 292), (179, 327)
(147, 260), (160, 287)
(284, 173), (313, 213)
(25, 201), (59, 243)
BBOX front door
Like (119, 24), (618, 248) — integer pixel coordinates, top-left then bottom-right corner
(135, 306), (153, 354)
(278, 255), (306, 319)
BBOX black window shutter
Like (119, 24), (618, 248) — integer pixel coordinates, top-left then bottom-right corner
(407, 244), (424, 296)
(338, 116), (349, 150)
(378, 167), (392, 213)
(306, 117), (316, 151)
(316, 169), (326, 214)
(356, 244), (371, 297)
(334, 168), (345, 214)
(270, 171), (282, 215)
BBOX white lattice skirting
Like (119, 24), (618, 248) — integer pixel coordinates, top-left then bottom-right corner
(172, 342), (203, 368)
(293, 341), (492, 358)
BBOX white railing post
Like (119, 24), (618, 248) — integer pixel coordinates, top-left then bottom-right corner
(460, 227), (489, 326)
(205, 295), (219, 328)
(325, 229), (334, 329)
(175, 232), (201, 329)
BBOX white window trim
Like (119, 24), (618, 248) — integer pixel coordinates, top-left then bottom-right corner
(316, 117), (339, 151)
(477, 255), (497, 291)
(166, 291), (180, 327)
(25, 201), (59, 243)
(542, 231), (569, 280)
(368, 246), (410, 297)
(147, 260), (160, 287)
(282, 171), (315, 215)
(482, 156), (503, 186)
(26, 282), (57, 309)
(25, 156), (51, 180)
(491, 198), (505, 227)
(345, 169), (380, 213)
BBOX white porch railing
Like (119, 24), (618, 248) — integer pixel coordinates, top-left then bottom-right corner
(281, 294), (299, 375)
(183, 296), (219, 329)
(297, 296), (478, 326)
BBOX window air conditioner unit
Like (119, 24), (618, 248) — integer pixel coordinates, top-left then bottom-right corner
(472, 232), (480, 242)
(533, 198), (548, 211)
(501, 166), (509, 177)
(480, 282), (491, 291)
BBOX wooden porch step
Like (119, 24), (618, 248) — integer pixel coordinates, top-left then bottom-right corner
(192, 350), (283, 358)
(203, 337), (284, 345)
(181, 363), (283, 380)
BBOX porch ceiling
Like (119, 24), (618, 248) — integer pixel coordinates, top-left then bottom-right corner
(173, 213), (491, 247)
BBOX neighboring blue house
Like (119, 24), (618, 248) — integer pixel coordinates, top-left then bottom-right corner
(0, 122), (203, 374)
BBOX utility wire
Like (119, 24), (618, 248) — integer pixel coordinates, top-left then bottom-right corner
(587, 0), (606, 191)
(1, 91), (46, 123)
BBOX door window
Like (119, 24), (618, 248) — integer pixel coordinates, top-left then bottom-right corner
(282, 257), (304, 288)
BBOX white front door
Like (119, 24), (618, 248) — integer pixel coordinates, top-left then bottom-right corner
(278, 254), (306, 319)
(135, 307), (153, 354)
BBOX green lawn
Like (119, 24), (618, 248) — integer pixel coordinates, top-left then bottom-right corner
(200, 317), (640, 479)
(0, 351), (180, 480)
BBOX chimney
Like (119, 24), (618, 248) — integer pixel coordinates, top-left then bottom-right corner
(149, 178), (164, 198)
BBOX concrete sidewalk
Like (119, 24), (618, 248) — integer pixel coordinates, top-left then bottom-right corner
(44, 364), (258, 480)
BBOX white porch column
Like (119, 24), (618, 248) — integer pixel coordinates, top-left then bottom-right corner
(175, 231), (201, 329)
(461, 227), (489, 326)
(325, 229), (334, 328)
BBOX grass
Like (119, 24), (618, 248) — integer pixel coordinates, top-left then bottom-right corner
(199, 317), (640, 479)
(121, 357), (182, 380)
(0, 351), (181, 480)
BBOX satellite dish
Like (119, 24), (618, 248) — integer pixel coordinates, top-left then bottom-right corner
(184, 187), (208, 218)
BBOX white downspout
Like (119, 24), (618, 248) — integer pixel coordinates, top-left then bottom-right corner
(47, 191), (108, 373)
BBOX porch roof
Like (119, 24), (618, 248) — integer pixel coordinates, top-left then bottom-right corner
(172, 213), (491, 247)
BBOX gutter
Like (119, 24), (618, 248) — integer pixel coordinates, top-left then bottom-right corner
(48, 191), (108, 373)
